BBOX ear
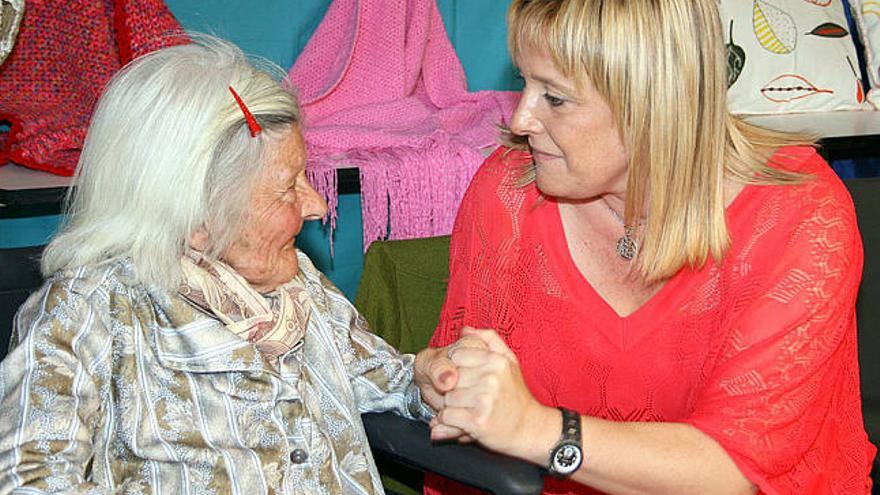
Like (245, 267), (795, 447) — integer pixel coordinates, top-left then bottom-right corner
(188, 228), (210, 252)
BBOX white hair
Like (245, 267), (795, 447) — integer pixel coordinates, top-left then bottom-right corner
(42, 35), (302, 290)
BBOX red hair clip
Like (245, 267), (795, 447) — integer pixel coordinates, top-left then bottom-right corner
(228, 86), (262, 137)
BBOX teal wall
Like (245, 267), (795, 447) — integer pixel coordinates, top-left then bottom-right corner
(1, 0), (521, 300)
(165, 0), (520, 91)
(0, 215), (62, 249)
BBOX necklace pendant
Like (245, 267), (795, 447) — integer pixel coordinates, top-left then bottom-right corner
(616, 231), (638, 261)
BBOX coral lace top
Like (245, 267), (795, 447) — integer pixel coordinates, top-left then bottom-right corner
(427, 146), (875, 495)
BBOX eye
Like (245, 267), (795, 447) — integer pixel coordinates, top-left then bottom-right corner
(280, 182), (298, 202)
(543, 93), (565, 107)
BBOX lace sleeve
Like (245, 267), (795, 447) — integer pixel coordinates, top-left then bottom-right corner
(429, 206), (474, 349)
(685, 177), (874, 493)
(429, 148), (512, 349)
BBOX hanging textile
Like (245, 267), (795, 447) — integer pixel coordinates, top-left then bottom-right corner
(0, 0), (185, 176)
(289, 0), (518, 248)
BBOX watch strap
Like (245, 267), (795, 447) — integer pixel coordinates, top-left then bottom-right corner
(559, 407), (580, 443)
(547, 407), (583, 477)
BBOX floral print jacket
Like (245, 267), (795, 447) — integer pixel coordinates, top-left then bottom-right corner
(0, 252), (431, 495)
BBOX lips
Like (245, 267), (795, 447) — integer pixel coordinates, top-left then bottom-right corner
(529, 146), (562, 161)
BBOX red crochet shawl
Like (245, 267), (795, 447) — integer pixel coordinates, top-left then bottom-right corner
(0, 0), (184, 176)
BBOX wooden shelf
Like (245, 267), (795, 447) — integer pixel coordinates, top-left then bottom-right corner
(745, 110), (880, 162)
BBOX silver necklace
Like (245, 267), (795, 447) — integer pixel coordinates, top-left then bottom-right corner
(605, 204), (638, 261)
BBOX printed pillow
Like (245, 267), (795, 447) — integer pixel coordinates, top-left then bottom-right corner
(720, 0), (868, 114)
(850, 0), (880, 108)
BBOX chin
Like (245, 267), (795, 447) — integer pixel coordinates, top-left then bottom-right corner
(534, 172), (567, 198)
(252, 260), (299, 294)
(534, 174), (597, 201)
(274, 260), (300, 289)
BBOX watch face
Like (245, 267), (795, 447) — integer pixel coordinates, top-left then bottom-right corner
(551, 442), (583, 476)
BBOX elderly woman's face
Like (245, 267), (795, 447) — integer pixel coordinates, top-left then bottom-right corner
(510, 43), (629, 200)
(222, 126), (327, 292)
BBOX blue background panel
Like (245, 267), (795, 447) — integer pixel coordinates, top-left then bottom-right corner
(0, 215), (63, 249)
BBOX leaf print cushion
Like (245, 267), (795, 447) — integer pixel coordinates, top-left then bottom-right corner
(850, 0), (880, 108)
(721, 0), (869, 114)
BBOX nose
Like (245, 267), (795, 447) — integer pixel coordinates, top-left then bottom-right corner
(509, 92), (542, 136)
(300, 179), (328, 221)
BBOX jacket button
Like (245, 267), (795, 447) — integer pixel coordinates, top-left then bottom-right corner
(290, 448), (308, 464)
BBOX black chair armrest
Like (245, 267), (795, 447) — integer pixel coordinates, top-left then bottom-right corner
(0, 245), (45, 360)
(362, 412), (545, 495)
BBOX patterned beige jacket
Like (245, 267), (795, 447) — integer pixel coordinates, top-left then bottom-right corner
(0, 252), (432, 494)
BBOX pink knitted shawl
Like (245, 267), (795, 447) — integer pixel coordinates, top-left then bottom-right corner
(288, 0), (518, 248)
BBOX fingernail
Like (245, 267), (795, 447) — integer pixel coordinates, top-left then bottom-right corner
(439, 370), (453, 384)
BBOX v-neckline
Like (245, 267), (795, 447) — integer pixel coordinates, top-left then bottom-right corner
(537, 182), (756, 326)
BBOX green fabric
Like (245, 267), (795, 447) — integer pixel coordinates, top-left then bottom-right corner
(355, 236), (452, 495)
(379, 470), (422, 495)
(355, 236), (451, 354)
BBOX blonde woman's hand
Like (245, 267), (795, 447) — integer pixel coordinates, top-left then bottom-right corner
(430, 327), (556, 460)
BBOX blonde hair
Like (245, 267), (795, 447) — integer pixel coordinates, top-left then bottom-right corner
(42, 35), (302, 290)
(507, 0), (813, 282)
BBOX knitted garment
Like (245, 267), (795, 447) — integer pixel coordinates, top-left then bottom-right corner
(427, 147), (876, 495)
(288, 0), (518, 249)
(0, 0), (184, 176)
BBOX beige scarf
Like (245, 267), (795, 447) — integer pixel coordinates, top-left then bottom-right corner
(178, 250), (311, 358)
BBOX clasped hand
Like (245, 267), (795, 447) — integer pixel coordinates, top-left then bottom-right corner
(414, 326), (546, 458)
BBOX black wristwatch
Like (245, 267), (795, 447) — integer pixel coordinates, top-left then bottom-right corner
(548, 407), (583, 477)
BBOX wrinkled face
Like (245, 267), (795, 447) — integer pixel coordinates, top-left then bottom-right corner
(222, 125), (328, 293)
(511, 43), (629, 200)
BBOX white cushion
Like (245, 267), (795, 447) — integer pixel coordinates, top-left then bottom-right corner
(721, 0), (870, 114)
(850, 0), (880, 108)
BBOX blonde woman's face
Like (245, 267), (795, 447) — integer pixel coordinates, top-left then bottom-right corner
(510, 43), (629, 201)
(221, 126), (328, 293)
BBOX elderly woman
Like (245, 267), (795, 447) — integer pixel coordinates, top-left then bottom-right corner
(426, 0), (876, 494)
(0, 37), (461, 494)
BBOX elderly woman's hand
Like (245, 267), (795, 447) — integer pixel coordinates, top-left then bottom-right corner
(414, 335), (488, 413)
(429, 327), (557, 459)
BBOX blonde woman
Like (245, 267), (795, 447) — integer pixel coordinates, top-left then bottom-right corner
(427, 0), (875, 494)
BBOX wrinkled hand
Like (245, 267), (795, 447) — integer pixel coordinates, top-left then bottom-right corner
(413, 334), (487, 414)
(429, 327), (546, 457)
